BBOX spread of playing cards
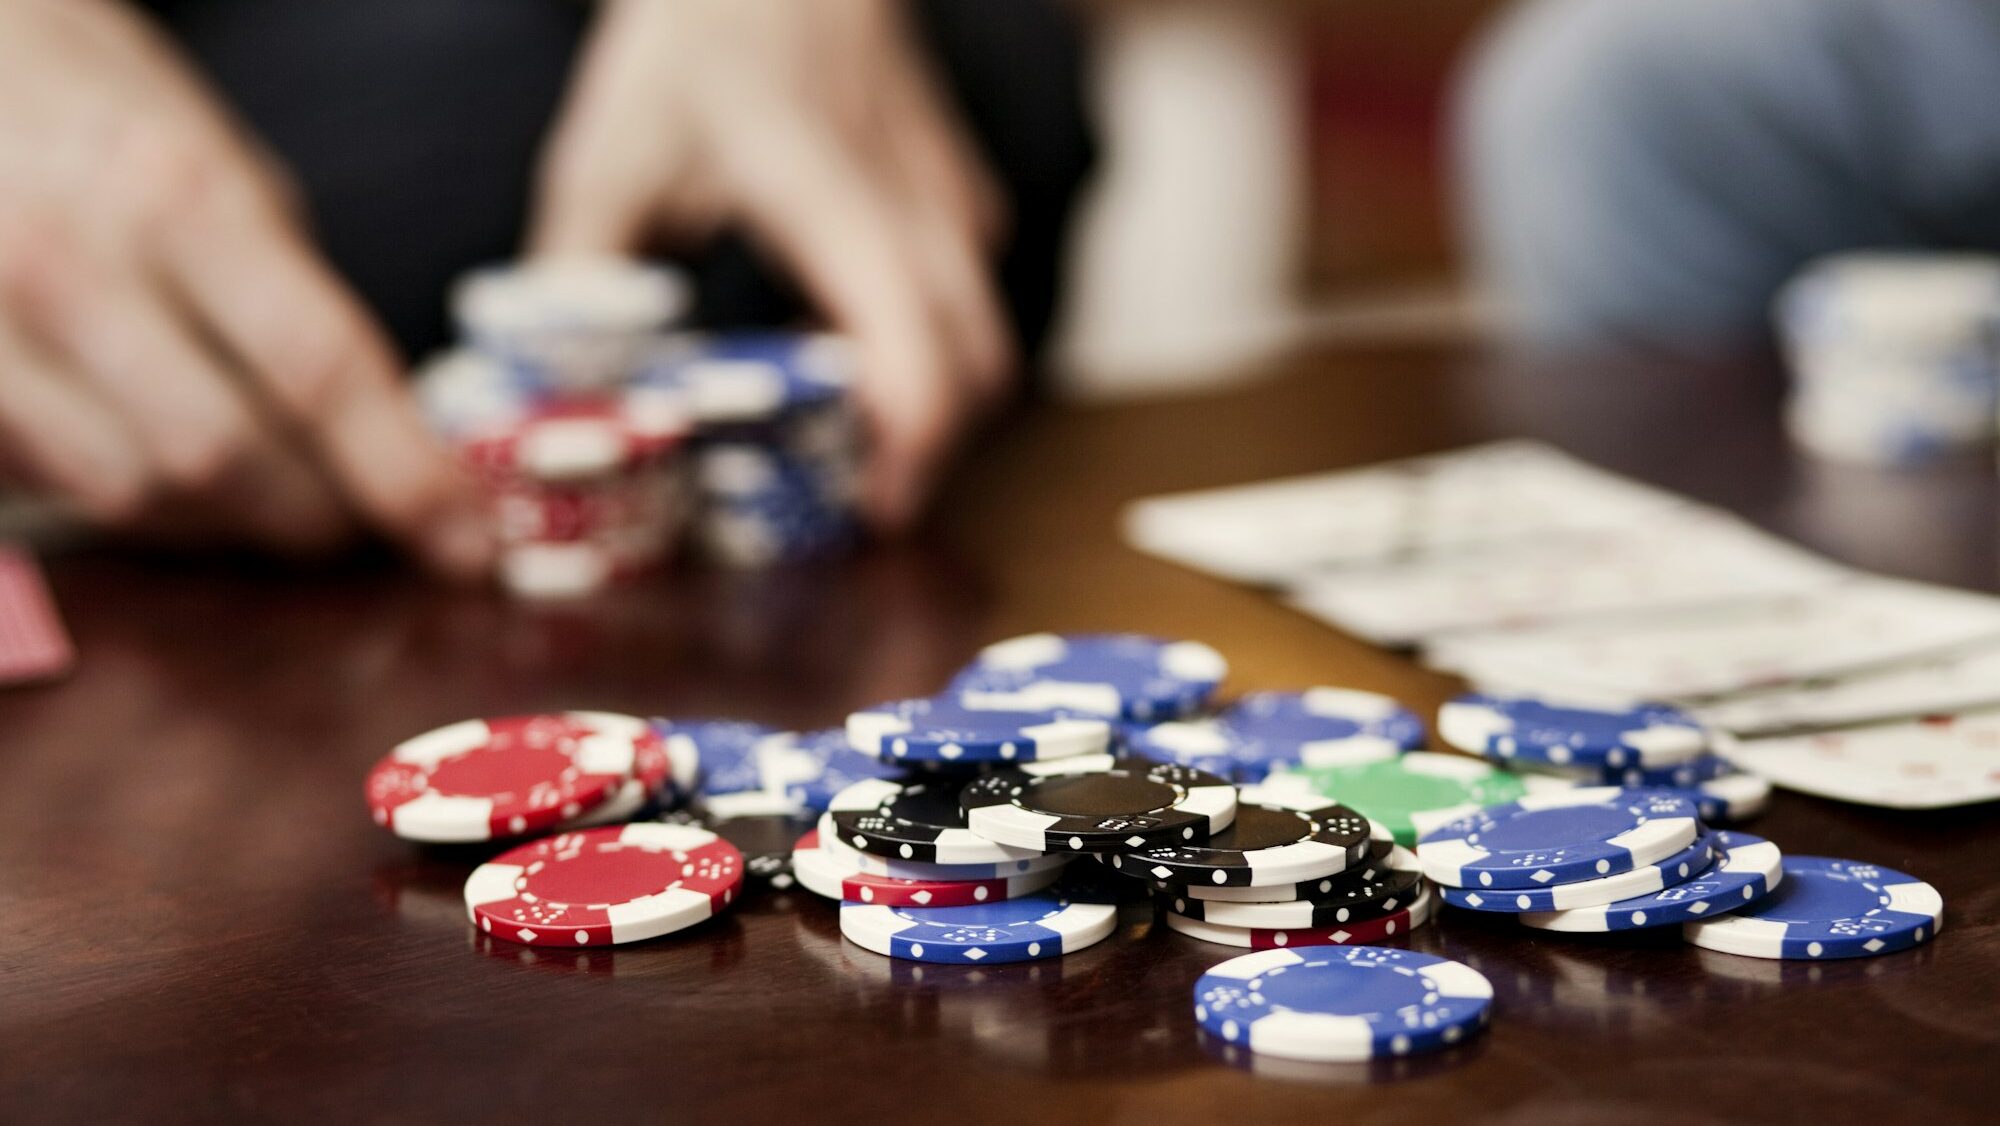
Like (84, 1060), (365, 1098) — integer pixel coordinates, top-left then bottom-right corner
(1124, 440), (2000, 810)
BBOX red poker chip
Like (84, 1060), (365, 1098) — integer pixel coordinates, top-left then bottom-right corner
(459, 394), (688, 483)
(790, 829), (1064, 907)
(367, 713), (646, 843)
(464, 822), (744, 946)
(561, 714), (677, 829)
(1160, 886), (1434, 950)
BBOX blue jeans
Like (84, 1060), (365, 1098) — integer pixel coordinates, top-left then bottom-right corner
(1457, 0), (2000, 354)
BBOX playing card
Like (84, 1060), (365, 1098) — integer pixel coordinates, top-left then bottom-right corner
(1426, 576), (2000, 700)
(0, 544), (73, 685)
(1120, 440), (1688, 585)
(1694, 643), (2000, 734)
(1718, 711), (2000, 809)
(1288, 513), (1847, 645)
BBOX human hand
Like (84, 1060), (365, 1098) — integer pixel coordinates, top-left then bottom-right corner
(0, 0), (491, 575)
(530, 0), (1015, 529)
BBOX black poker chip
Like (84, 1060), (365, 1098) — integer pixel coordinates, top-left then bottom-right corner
(826, 777), (1043, 865)
(958, 755), (1238, 854)
(1102, 792), (1371, 888)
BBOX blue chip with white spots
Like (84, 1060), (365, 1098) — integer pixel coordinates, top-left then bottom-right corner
(756, 728), (901, 815)
(639, 331), (850, 426)
(846, 696), (1111, 765)
(652, 719), (781, 801)
(1193, 946), (1494, 1062)
(1522, 830), (1783, 931)
(1417, 786), (1703, 889)
(952, 632), (1228, 722)
(1437, 831), (1717, 913)
(1598, 751), (1733, 789)
(1437, 693), (1708, 770)
(1682, 854), (1942, 959)
(1219, 688), (1425, 782)
(838, 892), (1118, 963)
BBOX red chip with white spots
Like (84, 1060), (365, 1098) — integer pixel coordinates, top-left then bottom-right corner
(790, 829), (1064, 907)
(459, 394), (688, 484)
(464, 822), (745, 946)
(367, 713), (645, 842)
(562, 713), (678, 829)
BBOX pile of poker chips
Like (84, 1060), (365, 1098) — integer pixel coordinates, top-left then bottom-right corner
(414, 257), (864, 597)
(1774, 252), (2000, 467)
(360, 631), (1947, 1070)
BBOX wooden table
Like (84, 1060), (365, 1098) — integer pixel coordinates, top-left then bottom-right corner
(3, 344), (1996, 1124)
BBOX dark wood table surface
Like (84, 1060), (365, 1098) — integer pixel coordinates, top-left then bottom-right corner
(3, 344), (1996, 1124)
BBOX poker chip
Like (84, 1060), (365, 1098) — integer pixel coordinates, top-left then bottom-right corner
(758, 728), (901, 814)
(1193, 946), (1493, 1061)
(815, 815), (1068, 880)
(645, 331), (851, 426)
(1261, 750), (1558, 847)
(1162, 884), (1433, 949)
(1153, 822), (1398, 903)
(828, 777), (1048, 865)
(1522, 831), (1783, 931)
(1660, 772), (1772, 823)
(655, 719), (778, 799)
(1217, 689), (1426, 781)
(1101, 788), (1371, 887)
(562, 716), (677, 828)
(952, 632), (1228, 721)
(1125, 720), (1245, 780)
(1438, 694), (1708, 770)
(958, 754), (1238, 853)
(368, 712), (648, 842)
(791, 829), (1063, 907)
(845, 696), (1110, 765)
(1437, 832), (1717, 913)
(1682, 855), (1943, 960)
(453, 258), (687, 392)
(1599, 752), (1733, 789)
(839, 893), (1118, 964)
(1417, 787), (1704, 889)
(1159, 845), (1425, 928)
(463, 822), (743, 947)
(459, 396), (689, 482)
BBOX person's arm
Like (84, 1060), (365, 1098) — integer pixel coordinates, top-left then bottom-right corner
(0, 0), (490, 575)
(530, 0), (1014, 529)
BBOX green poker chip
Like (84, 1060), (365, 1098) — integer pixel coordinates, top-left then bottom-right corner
(1262, 751), (1567, 846)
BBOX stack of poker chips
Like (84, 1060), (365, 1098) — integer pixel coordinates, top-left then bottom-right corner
(638, 333), (863, 568)
(1434, 693), (1772, 823)
(414, 257), (864, 596)
(1775, 253), (2000, 467)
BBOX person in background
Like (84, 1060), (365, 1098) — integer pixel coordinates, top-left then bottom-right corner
(0, 0), (1093, 576)
(1455, 0), (2000, 356)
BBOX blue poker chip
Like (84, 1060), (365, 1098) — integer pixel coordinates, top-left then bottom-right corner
(1417, 786), (1704, 889)
(1438, 694), (1708, 770)
(1598, 752), (1732, 789)
(695, 444), (856, 566)
(639, 331), (850, 426)
(1193, 946), (1494, 1061)
(1125, 720), (1243, 780)
(757, 728), (901, 814)
(838, 893), (1118, 963)
(846, 696), (1111, 765)
(1219, 689), (1425, 782)
(1437, 832), (1717, 914)
(1682, 854), (1942, 959)
(1523, 830), (1783, 931)
(653, 719), (780, 800)
(1656, 771), (1772, 824)
(952, 633), (1227, 722)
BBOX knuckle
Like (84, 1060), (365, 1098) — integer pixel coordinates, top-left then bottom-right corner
(260, 310), (375, 416)
(155, 421), (247, 494)
(0, 215), (82, 322)
(110, 123), (245, 230)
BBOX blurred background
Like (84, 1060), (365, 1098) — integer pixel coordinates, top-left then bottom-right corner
(1053, 0), (1488, 398)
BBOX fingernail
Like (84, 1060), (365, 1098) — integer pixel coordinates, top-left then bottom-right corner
(426, 506), (496, 581)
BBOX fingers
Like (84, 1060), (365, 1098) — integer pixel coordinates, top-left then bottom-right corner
(718, 98), (967, 529)
(152, 179), (493, 578)
(0, 319), (148, 524)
